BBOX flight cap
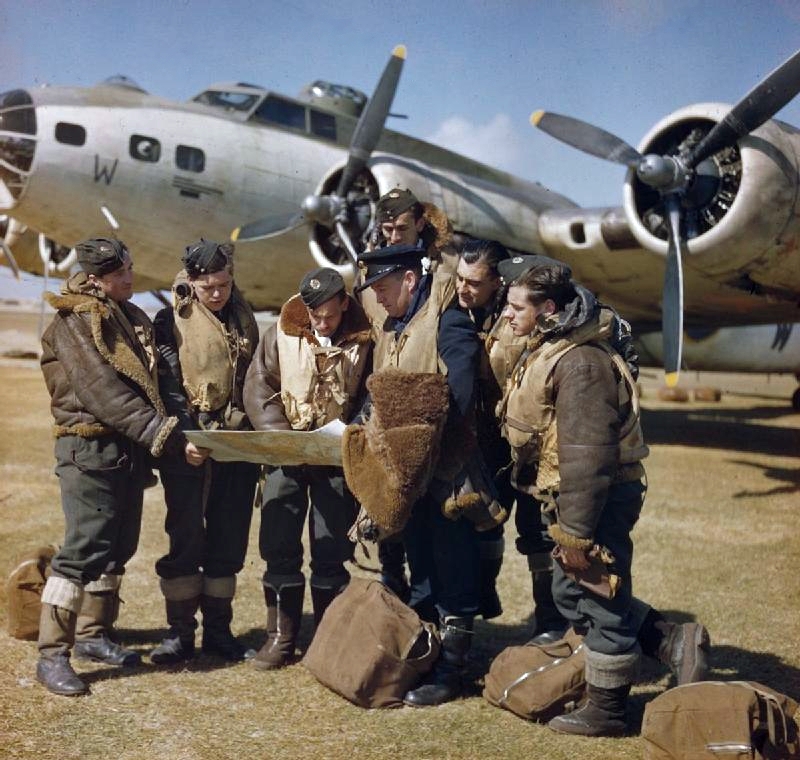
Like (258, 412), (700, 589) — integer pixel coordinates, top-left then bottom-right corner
(182, 239), (233, 277)
(76, 238), (129, 276)
(300, 267), (346, 309)
(497, 254), (572, 284)
(376, 188), (420, 222)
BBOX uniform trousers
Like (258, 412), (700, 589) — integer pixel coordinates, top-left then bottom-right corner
(548, 479), (650, 655)
(403, 491), (481, 621)
(50, 434), (146, 584)
(259, 465), (357, 586)
(156, 456), (258, 580)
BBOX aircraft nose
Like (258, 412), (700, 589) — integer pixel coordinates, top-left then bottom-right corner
(0, 89), (36, 209)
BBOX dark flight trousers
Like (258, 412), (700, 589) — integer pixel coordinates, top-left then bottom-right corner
(403, 491), (481, 622)
(259, 465), (358, 587)
(50, 434), (146, 584)
(156, 456), (258, 580)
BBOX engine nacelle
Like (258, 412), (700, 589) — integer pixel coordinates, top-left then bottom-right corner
(622, 103), (800, 296)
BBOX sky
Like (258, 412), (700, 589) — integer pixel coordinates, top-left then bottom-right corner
(1, 0), (800, 304)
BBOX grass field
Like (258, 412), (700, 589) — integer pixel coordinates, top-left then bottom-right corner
(1, 350), (799, 760)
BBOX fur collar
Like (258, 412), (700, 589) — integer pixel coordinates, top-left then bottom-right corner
(44, 287), (165, 416)
(421, 202), (453, 251)
(278, 293), (372, 346)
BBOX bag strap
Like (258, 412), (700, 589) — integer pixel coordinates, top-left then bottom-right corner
(757, 690), (789, 747)
(366, 601), (433, 664)
(499, 642), (584, 709)
(401, 627), (436, 663)
(730, 681), (790, 747)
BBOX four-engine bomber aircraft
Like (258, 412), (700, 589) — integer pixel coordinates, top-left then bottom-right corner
(1, 45), (800, 386)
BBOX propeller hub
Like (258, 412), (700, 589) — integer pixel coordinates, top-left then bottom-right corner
(301, 194), (343, 227)
(637, 154), (686, 191)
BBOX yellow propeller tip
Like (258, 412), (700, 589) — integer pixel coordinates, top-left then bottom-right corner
(530, 110), (545, 126)
(664, 371), (680, 388)
(393, 45), (407, 60)
(231, 228), (240, 242)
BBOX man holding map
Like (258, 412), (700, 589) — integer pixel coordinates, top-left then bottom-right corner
(243, 267), (372, 669)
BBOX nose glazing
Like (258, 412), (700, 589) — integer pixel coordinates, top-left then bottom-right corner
(0, 89), (36, 204)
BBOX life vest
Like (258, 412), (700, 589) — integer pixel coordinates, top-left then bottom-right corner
(500, 308), (649, 495)
(484, 314), (527, 397)
(276, 297), (371, 431)
(172, 278), (256, 414)
(372, 270), (456, 374)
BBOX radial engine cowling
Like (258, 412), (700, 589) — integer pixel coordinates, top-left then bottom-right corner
(622, 103), (800, 297)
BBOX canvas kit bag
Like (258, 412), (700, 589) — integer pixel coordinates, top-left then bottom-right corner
(5, 544), (57, 640)
(642, 680), (800, 760)
(483, 627), (586, 722)
(303, 576), (440, 708)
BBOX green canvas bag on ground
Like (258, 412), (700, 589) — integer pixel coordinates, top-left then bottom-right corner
(642, 680), (800, 759)
(483, 628), (586, 722)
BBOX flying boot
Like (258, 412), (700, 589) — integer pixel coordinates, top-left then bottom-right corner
(477, 535), (504, 620)
(150, 574), (201, 664)
(200, 575), (255, 661)
(527, 552), (567, 645)
(403, 615), (474, 706)
(74, 574), (141, 666)
(310, 574), (348, 629)
(36, 576), (88, 696)
(548, 647), (640, 736)
(253, 576), (305, 670)
(638, 608), (711, 684)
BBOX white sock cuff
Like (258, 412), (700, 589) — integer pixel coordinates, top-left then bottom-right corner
(41, 576), (84, 613)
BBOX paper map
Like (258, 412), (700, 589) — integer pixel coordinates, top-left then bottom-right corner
(185, 419), (345, 466)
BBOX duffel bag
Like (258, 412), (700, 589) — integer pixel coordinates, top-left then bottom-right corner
(483, 628), (586, 722)
(5, 544), (57, 639)
(303, 576), (440, 708)
(642, 680), (800, 759)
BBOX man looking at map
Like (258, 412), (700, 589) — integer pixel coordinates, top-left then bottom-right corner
(243, 267), (372, 669)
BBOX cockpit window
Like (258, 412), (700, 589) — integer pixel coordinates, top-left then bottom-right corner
(176, 145), (205, 173)
(310, 109), (336, 141)
(55, 122), (86, 146)
(0, 90), (35, 199)
(193, 90), (259, 112)
(252, 95), (306, 131)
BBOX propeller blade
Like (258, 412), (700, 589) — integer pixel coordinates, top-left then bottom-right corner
(688, 48), (800, 167)
(336, 44), (406, 198)
(335, 220), (360, 267)
(531, 110), (642, 167)
(661, 193), (686, 387)
(231, 212), (305, 243)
